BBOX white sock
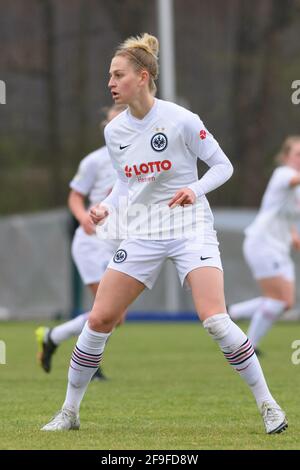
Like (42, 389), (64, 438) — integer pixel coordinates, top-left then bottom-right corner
(203, 313), (276, 408)
(50, 312), (89, 345)
(63, 322), (111, 413)
(228, 297), (263, 320)
(247, 298), (287, 349)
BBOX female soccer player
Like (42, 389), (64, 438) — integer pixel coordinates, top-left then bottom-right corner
(36, 104), (126, 379)
(41, 34), (287, 434)
(229, 136), (300, 352)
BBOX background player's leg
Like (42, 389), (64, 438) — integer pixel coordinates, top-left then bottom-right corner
(247, 276), (293, 349)
(36, 312), (89, 373)
(50, 309), (92, 345)
(36, 283), (98, 373)
(228, 297), (263, 320)
(49, 282), (108, 380)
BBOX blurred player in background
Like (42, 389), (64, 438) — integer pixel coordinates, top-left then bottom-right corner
(229, 136), (300, 353)
(36, 103), (126, 380)
(41, 33), (287, 435)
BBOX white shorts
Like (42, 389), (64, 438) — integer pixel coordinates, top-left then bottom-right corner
(107, 237), (223, 290)
(71, 227), (120, 285)
(243, 237), (295, 281)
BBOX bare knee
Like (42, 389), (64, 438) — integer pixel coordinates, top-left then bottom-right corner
(276, 291), (294, 310)
(88, 310), (116, 333)
(197, 301), (227, 322)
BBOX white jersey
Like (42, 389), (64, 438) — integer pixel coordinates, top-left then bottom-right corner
(70, 146), (117, 206)
(104, 98), (220, 240)
(245, 165), (300, 254)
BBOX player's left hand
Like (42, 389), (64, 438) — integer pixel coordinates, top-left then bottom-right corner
(168, 188), (196, 209)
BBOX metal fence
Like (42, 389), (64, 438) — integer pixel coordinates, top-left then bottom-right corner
(1, 208), (300, 320)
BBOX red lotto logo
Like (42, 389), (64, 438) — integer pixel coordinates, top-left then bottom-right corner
(124, 160), (172, 178)
(199, 129), (207, 140)
(125, 165), (132, 177)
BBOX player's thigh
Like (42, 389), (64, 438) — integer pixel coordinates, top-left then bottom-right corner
(258, 276), (295, 307)
(187, 267), (227, 321)
(89, 269), (145, 332)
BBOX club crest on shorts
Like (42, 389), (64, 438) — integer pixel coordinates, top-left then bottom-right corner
(151, 132), (168, 152)
(113, 249), (127, 263)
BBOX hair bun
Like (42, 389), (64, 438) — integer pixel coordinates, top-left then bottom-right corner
(142, 33), (159, 58)
(122, 33), (159, 59)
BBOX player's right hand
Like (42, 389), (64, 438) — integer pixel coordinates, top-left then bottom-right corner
(89, 204), (109, 226)
(80, 212), (96, 235)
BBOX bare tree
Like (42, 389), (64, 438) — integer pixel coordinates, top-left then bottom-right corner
(41, 0), (62, 205)
(102, 0), (150, 38)
(232, 0), (296, 206)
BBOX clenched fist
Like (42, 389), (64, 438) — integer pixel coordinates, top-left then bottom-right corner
(89, 204), (109, 225)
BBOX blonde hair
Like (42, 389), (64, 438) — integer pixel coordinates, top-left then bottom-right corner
(276, 135), (300, 164)
(114, 33), (159, 94)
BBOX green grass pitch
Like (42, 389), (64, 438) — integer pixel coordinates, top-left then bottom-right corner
(0, 320), (299, 449)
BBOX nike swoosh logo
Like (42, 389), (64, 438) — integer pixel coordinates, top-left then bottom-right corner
(119, 144), (131, 150)
(200, 256), (212, 261)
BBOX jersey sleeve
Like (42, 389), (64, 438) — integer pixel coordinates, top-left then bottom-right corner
(188, 146), (233, 197)
(69, 156), (98, 195)
(271, 166), (298, 190)
(101, 177), (128, 209)
(183, 112), (220, 162)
